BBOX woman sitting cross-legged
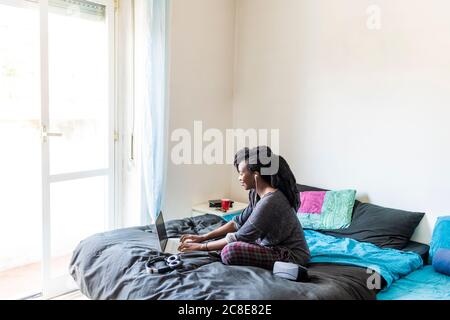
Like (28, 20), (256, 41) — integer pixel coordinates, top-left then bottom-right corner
(178, 146), (311, 270)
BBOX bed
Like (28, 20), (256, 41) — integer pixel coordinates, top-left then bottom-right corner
(377, 265), (450, 300)
(69, 214), (427, 300)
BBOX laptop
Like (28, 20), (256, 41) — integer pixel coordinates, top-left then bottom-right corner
(153, 211), (181, 254)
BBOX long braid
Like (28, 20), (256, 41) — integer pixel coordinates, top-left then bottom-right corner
(271, 155), (299, 210)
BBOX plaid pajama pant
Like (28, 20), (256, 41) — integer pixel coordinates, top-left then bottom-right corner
(220, 241), (290, 270)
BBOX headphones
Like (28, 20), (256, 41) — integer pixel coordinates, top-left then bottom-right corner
(145, 254), (183, 274)
(254, 173), (259, 203)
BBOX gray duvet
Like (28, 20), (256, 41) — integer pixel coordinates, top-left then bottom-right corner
(69, 214), (377, 300)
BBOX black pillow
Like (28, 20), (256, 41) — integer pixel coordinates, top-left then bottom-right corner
(402, 241), (430, 264)
(297, 184), (329, 193)
(320, 203), (425, 249)
(296, 184), (425, 250)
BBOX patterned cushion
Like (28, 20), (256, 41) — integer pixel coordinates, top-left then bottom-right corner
(297, 190), (357, 230)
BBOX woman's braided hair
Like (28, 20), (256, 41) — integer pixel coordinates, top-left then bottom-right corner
(234, 146), (300, 210)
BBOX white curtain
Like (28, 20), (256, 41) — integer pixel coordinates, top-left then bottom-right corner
(136, 0), (169, 224)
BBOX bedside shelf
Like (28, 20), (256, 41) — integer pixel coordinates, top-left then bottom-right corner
(192, 201), (248, 221)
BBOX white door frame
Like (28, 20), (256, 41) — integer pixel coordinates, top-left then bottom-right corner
(39, 0), (117, 298)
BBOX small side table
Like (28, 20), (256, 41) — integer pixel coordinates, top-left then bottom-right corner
(192, 201), (248, 222)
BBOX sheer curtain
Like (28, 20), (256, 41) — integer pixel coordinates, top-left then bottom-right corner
(135, 0), (169, 224)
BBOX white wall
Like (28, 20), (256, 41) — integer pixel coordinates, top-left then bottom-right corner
(231, 0), (450, 244)
(164, 0), (236, 220)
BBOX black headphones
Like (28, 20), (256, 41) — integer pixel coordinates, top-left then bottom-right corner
(145, 254), (183, 274)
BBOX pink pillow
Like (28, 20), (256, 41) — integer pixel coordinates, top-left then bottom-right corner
(299, 191), (327, 214)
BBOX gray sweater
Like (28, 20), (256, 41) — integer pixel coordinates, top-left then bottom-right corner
(229, 189), (310, 266)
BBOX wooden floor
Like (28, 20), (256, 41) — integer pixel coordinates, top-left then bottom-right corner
(0, 261), (41, 300)
(50, 290), (89, 300)
(27, 290), (89, 300)
(0, 254), (76, 300)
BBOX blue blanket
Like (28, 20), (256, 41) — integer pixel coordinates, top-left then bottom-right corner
(304, 230), (423, 288)
(377, 265), (450, 300)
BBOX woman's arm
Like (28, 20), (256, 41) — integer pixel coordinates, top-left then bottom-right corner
(178, 220), (239, 252)
(180, 220), (237, 243)
(228, 200), (273, 244)
(178, 238), (228, 252)
(202, 238), (228, 251)
(203, 221), (237, 240)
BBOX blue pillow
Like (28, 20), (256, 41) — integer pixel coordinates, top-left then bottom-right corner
(432, 248), (450, 276)
(429, 216), (450, 263)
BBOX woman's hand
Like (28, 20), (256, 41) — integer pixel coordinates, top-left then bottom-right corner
(180, 234), (206, 243)
(178, 242), (204, 253)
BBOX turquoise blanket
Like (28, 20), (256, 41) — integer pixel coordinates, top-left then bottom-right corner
(377, 265), (450, 300)
(304, 230), (423, 288)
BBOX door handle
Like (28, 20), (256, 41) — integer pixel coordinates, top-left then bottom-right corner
(41, 125), (63, 142)
(46, 132), (63, 137)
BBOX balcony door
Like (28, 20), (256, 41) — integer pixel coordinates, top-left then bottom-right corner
(0, 0), (116, 299)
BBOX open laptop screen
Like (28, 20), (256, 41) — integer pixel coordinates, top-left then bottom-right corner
(155, 211), (168, 252)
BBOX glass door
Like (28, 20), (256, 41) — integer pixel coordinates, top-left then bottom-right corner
(0, 0), (42, 300)
(0, 0), (115, 299)
(41, 0), (115, 298)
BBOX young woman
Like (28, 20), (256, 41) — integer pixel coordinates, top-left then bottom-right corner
(178, 146), (310, 270)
